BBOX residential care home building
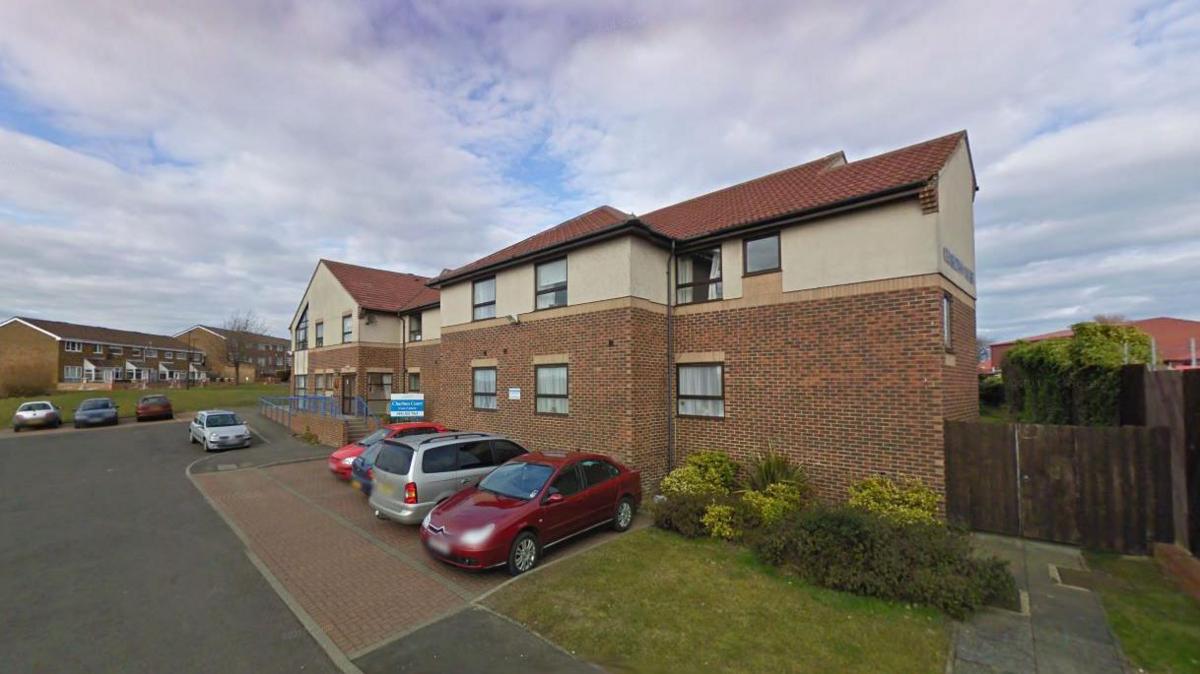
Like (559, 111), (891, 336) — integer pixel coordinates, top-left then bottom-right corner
(290, 131), (978, 499)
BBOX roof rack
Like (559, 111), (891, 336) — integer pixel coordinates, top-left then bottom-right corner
(417, 432), (489, 446)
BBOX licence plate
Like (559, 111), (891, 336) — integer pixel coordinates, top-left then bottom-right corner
(351, 480), (362, 491)
(428, 537), (450, 555)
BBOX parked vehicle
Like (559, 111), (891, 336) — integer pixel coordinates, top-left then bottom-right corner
(11, 401), (62, 431)
(349, 440), (387, 495)
(369, 432), (530, 525)
(421, 452), (641, 575)
(73, 398), (119, 428)
(189, 410), (252, 451)
(135, 395), (174, 422)
(327, 421), (448, 480)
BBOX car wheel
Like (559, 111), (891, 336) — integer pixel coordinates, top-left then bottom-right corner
(507, 531), (540, 576)
(189, 432), (197, 444)
(613, 497), (635, 532)
(203, 438), (212, 453)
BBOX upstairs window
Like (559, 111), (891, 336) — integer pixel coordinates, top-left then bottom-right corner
(64, 341), (82, 352)
(473, 278), (496, 320)
(535, 258), (568, 310)
(111, 346), (123, 355)
(678, 363), (725, 418)
(314, 321), (324, 347)
(132, 348), (142, 357)
(676, 248), (722, 304)
(408, 313), (422, 342)
(295, 305), (308, 350)
(164, 351), (173, 360)
(473, 367), (497, 409)
(743, 232), (780, 275)
(342, 315), (353, 342)
(93, 343), (104, 354)
(146, 348), (158, 358)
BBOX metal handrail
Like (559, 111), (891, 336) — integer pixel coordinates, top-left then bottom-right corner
(258, 395), (375, 420)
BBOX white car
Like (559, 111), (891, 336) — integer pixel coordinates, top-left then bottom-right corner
(189, 410), (253, 451)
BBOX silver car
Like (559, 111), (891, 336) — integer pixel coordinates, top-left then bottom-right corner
(189, 410), (253, 451)
(12, 401), (63, 431)
(369, 432), (529, 525)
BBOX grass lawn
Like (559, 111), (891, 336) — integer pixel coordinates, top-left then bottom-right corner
(1, 384), (287, 424)
(485, 528), (949, 674)
(1085, 552), (1200, 673)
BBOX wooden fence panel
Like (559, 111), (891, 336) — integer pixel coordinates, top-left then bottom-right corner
(1018, 424), (1081, 545)
(945, 421), (1018, 535)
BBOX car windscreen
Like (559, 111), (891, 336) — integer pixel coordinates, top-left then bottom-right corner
(80, 400), (110, 410)
(205, 413), (241, 427)
(375, 442), (414, 475)
(357, 428), (389, 446)
(478, 462), (555, 500)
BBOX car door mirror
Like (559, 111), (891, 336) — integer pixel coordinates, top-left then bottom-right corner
(544, 492), (564, 505)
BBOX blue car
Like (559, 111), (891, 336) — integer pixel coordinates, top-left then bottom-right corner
(350, 441), (387, 495)
(74, 398), (119, 428)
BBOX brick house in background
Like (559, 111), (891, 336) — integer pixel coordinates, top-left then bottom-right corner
(420, 131), (978, 498)
(990, 317), (1200, 371)
(288, 259), (440, 416)
(174, 325), (291, 382)
(0, 317), (207, 391)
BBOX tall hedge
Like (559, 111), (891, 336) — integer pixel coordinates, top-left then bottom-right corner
(1002, 322), (1151, 426)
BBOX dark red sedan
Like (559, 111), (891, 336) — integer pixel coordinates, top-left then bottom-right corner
(420, 452), (640, 575)
(135, 395), (173, 422)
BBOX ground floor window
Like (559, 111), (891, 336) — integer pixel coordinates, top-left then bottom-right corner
(408, 372), (421, 392)
(294, 374), (307, 394)
(368, 373), (392, 400)
(63, 365), (82, 381)
(535, 365), (569, 415)
(677, 363), (724, 417)
(473, 367), (497, 410)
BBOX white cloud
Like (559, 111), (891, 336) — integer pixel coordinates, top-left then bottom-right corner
(0, 0), (1197, 340)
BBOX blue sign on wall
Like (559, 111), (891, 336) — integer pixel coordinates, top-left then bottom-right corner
(389, 393), (425, 418)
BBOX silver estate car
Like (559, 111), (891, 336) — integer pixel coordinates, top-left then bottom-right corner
(369, 432), (529, 525)
(189, 410), (253, 451)
(12, 401), (63, 431)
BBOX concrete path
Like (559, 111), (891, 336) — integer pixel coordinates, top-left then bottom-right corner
(952, 534), (1129, 673)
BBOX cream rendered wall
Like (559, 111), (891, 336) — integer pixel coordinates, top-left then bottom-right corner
(935, 141), (977, 298)
(568, 236), (634, 306)
(440, 282), (472, 327)
(358, 313), (403, 344)
(496, 264), (535, 317)
(721, 238), (743, 300)
(292, 263), (358, 350)
(410, 307), (441, 341)
(630, 236), (669, 304)
(780, 200), (938, 292)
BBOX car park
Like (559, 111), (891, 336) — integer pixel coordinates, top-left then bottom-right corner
(369, 432), (530, 525)
(73, 398), (119, 428)
(189, 410), (252, 451)
(135, 395), (174, 422)
(11, 401), (62, 431)
(421, 452), (640, 575)
(327, 421), (448, 480)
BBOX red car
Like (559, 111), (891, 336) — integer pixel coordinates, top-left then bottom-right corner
(327, 421), (448, 479)
(420, 452), (641, 575)
(135, 395), (173, 422)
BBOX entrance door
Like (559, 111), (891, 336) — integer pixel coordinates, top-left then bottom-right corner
(341, 374), (357, 415)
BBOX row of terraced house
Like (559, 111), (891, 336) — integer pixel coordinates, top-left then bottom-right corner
(285, 131), (980, 499)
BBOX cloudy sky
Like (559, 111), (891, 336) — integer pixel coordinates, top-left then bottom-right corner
(0, 1), (1197, 341)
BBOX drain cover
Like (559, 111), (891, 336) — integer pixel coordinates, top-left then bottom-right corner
(1054, 566), (1096, 590)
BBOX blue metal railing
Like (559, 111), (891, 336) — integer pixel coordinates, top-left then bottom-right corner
(258, 395), (376, 422)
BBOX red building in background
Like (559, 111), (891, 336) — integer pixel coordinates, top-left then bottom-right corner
(990, 317), (1200, 371)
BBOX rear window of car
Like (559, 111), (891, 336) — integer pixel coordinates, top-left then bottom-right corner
(375, 442), (415, 475)
(141, 396), (168, 405)
(18, 403), (50, 412)
(361, 441), (386, 463)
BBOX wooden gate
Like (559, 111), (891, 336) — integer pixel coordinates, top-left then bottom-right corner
(945, 421), (1173, 553)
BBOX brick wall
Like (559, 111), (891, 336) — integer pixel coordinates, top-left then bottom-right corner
(263, 406), (349, 447)
(403, 341), (440, 421)
(943, 291), (980, 422)
(672, 285), (951, 501)
(0, 322), (58, 395)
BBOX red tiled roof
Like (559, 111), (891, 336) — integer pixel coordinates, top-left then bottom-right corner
(322, 259), (437, 313)
(642, 131), (968, 239)
(196, 325), (289, 345)
(13, 317), (193, 350)
(993, 317), (1200, 363)
(434, 205), (631, 283)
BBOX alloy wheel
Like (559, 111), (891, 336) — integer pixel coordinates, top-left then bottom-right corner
(617, 501), (633, 529)
(514, 537), (537, 572)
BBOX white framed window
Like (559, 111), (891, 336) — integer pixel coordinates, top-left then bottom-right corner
(341, 315), (352, 342)
(110, 345), (123, 355)
(943, 293), (953, 351)
(472, 367), (497, 409)
(677, 363), (725, 418)
(535, 365), (569, 415)
(535, 258), (568, 310)
(146, 348), (158, 358)
(64, 365), (82, 381)
(473, 278), (496, 320)
(164, 351), (173, 360)
(408, 313), (422, 341)
(132, 348), (142, 357)
(64, 341), (82, 352)
(92, 343), (104, 354)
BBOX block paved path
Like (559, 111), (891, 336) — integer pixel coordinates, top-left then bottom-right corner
(192, 461), (501, 657)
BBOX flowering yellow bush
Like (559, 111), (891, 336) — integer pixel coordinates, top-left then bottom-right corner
(848, 476), (940, 525)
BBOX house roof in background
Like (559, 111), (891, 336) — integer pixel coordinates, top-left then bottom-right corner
(993, 317), (1200, 362)
(321, 259), (438, 313)
(189, 325), (289, 345)
(5, 317), (194, 350)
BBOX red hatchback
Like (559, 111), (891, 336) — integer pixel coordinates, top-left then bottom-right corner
(327, 421), (448, 479)
(420, 452), (640, 575)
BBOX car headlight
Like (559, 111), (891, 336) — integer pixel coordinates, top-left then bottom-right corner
(209, 432), (220, 441)
(458, 523), (495, 547)
(421, 511), (433, 529)
(341, 457), (355, 465)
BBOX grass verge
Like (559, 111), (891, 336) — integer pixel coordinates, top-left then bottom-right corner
(1085, 551), (1200, 673)
(484, 528), (949, 674)
(2, 384), (287, 424)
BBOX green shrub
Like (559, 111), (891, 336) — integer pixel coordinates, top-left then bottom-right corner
(743, 449), (808, 492)
(652, 493), (716, 538)
(751, 506), (1016, 619)
(684, 451), (738, 491)
(978, 374), (1004, 406)
(701, 503), (739, 540)
(742, 482), (810, 527)
(848, 476), (940, 525)
(659, 465), (726, 498)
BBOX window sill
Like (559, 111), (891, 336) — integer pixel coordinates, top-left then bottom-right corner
(534, 412), (570, 418)
(742, 268), (780, 278)
(676, 414), (725, 420)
